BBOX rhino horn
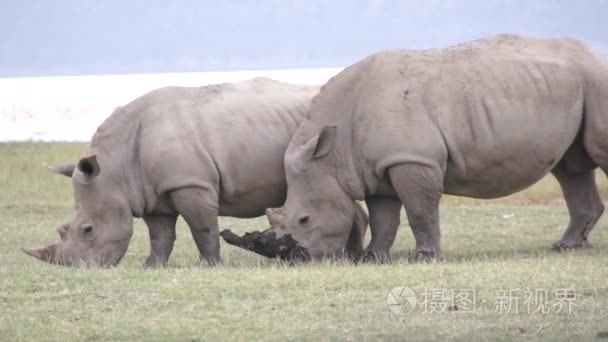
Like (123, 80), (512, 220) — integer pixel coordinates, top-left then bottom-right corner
(265, 207), (285, 227)
(21, 244), (59, 263)
(57, 224), (68, 240)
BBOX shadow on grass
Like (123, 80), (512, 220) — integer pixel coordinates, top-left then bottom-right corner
(390, 244), (607, 265)
(165, 244), (607, 269)
(20, 245), (607, 270)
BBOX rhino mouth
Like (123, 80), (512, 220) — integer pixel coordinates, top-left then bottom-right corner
(220, 229), (310, 262)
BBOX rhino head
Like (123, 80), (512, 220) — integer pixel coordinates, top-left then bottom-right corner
(264, 125), (358, 258)
(220, 202), (367, 262)
(263, 200), (367, 260)
(221, 125), (364, 260)
(22, 154), (133, 267)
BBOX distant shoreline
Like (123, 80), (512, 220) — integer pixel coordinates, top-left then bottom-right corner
(0, 68), (341, 142)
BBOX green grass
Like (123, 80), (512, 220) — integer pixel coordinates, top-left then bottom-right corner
(1, 142), (608, 341)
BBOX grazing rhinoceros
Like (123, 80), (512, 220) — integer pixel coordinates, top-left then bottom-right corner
(22, 78), (369, 267)
(235, 34), (608, 262)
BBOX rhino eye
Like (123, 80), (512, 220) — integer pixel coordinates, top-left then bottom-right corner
(298, 215), (310, 225)
(83, 225), (93, 234)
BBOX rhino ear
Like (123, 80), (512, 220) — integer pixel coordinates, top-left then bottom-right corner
(46, 163), (76, 177)
(77, 154), (100, 178)
(301, 126), (337, 159)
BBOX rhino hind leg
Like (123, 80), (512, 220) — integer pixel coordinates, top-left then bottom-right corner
(551, 162), (604, 250)
(388, 163), (444, 262)
(170, 188), (223, 266)
(142, 214), (178, 268)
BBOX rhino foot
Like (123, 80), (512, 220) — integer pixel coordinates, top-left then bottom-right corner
(414, 249), (442, 263)
(220, 229), (310, 262)
(550, 240), (592, 251)
(199, 255), (223, 267)
(358, 250), (391, 264)
(142, 255), (168, 269)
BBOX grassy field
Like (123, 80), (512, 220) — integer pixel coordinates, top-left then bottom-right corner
(1, 143), (608, 341)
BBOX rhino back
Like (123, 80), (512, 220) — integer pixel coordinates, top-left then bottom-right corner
(112, 78), (318, 216)
(302, 35), (606, 198)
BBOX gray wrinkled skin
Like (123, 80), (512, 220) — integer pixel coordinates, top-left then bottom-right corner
(270, 34), (608, 262)
(22, 78), (321, 267)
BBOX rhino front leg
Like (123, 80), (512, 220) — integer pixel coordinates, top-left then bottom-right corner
(170, 188), (222, 266)
(388, 164), (443, 261)
(551, 165), (604, 250)
(142, 214), (177, 268)
(360, 196), (401, 263)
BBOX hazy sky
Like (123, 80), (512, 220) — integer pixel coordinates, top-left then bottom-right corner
(1, 0), (606, 77)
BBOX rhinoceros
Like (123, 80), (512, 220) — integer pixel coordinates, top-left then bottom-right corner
(237, 34), (608, 262)
(22, 78), (368, 267)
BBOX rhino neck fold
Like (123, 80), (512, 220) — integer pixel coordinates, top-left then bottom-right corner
(333, 129), (367, 201)
(90, 112), (148, 218)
